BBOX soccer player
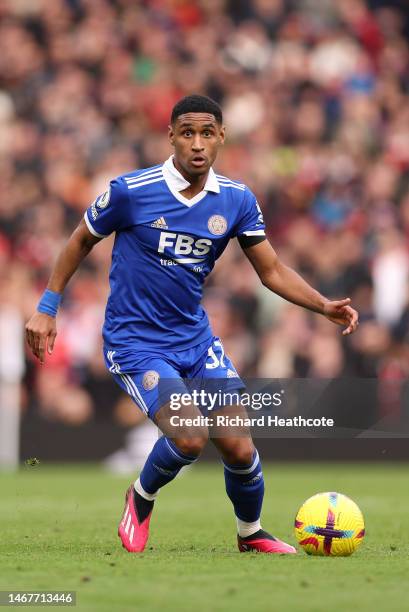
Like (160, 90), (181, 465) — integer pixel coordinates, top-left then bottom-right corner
(26, 95), (358, 555)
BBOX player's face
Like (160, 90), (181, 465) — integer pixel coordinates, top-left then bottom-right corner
(168, 113), (225, 178)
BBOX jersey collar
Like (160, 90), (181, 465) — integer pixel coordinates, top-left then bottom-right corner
(162, 155), (220, 202)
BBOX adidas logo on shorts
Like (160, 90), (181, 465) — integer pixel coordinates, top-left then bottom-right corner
(227, 368), (239, 378)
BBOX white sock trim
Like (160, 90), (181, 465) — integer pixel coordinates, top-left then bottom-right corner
(237, 517), (261, 538)
(134, 478), (158, 501)
(223, 451), (259, 475)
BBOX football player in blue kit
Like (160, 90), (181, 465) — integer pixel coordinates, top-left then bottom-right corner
(26, 95), (358, 555)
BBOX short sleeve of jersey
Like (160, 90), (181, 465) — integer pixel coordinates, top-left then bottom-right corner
(234, 187), (266, 247)
(84, 177), (130, 238)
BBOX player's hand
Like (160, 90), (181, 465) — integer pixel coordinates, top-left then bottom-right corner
(323, 298), (359, 336)
(25, 312), (57, 364)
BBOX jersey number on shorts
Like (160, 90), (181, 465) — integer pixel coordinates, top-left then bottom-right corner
(206, 340), (226, 369)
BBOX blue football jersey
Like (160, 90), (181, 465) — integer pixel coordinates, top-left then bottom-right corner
(84, 156), (265, 351)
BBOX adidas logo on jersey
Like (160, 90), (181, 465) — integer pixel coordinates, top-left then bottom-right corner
(151, 217), (168, 229)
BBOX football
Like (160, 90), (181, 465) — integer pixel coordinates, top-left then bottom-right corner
(294, 492), (365, 556)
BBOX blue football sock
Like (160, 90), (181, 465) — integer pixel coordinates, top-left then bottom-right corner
(138, 436), (197, 495)
(223, 449), (264, 522)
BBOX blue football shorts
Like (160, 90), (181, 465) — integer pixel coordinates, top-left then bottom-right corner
(104, 335), (245, 419)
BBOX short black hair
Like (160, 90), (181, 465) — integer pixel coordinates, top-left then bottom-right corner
(171, 94), (223, 125)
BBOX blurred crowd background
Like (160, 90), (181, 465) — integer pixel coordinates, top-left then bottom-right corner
(0, 0), (409, 429)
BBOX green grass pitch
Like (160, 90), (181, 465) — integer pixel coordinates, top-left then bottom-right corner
(0, 462), (407, 612)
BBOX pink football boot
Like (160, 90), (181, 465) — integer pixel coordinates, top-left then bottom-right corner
(118, 486), (154, 553)
(238, 529), (297, 554)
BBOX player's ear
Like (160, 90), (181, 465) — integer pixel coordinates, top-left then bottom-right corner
(168, 124), (175, 146)
(219, 125), (226, 145)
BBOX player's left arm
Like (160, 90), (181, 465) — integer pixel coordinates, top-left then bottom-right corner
(243, 239), (359, 335)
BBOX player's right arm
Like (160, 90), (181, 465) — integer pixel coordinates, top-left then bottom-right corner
(26, 177), (130, 363)
(25, 218), (101, 364)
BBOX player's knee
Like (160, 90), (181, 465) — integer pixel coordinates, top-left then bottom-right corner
(222, 439), (255, 466)
(173, 429), (209, 458)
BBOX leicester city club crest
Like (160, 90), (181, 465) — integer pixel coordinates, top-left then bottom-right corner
(142, 370), (160, 390)
(208, 215), (227, 235)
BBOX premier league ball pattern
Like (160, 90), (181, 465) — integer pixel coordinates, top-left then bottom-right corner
(294, 492), (365, 556)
